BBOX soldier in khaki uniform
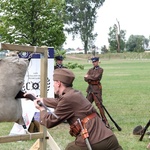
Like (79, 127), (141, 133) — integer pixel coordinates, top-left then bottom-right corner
(84, 57), (103, 104)
(84, 57), (110, 128)
(25, 68), (122, 150)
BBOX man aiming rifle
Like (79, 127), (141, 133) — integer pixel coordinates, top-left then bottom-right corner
(24, 68), (123, 150)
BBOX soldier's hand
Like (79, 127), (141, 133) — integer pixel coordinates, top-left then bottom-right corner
(34, 98), (45, 111)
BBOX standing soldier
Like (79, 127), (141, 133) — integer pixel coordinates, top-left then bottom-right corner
(24, 68), (123, 150)
(54, 55), (67, 69)
(84, 57), (110, 128)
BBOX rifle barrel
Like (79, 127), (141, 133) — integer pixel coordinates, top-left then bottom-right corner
(139, 120), (150, 141)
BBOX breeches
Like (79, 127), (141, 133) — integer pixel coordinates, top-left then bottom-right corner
(86, 92), (102, 103)
(65, 135), (123, 150)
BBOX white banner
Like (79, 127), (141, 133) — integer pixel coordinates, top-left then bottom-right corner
(10, 47), (54, 135)
(20, 47), (54, 97)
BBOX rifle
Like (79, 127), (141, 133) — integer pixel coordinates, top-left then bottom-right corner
(88, 85), (122, 131)
(102, 104), (122, 131)
(16, 90), (59, 119)
(139, 120), (150, 141)
(90, 91), (110, 128)
(77, 118), (92, 150)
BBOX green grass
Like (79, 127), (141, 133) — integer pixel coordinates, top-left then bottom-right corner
(0, 55), (150, 150)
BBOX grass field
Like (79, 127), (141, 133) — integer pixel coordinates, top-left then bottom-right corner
(0, 54), (150, 150)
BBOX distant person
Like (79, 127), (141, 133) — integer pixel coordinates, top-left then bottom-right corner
(54, 55), (67, 98)
(54, 55), (68, 124)
(24, 68), (123, 150)
(54, 55), (67, 69)
(84, 57), (110, 128)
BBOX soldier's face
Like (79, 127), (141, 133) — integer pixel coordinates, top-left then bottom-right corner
(56, 60), (63, 65)
(92, 61), (99, 66)
(53, 81), (59, 94)
(53, 80), (60, 95)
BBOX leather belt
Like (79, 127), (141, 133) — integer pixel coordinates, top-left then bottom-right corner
(82, 113), (97, 124)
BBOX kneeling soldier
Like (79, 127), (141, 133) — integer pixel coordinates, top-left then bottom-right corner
(25, 68), (123, 150)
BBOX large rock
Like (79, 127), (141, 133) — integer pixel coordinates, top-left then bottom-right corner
(0, 56), (29, 124)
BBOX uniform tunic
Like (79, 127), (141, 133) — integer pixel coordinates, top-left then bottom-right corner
(84, 66), (103, 103)
(39, 87), (114, 147)
(54, 64), (67, 69)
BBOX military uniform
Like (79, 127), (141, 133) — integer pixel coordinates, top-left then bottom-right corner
(54, 55), (67, 69)
(38, 68), (122, 150)
(54, 55), (67, 100)
(84, 57), (111, 128)
(84, 64), (103, 103)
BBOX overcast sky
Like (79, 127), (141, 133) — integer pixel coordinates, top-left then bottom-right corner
(63, 0), (150, 49)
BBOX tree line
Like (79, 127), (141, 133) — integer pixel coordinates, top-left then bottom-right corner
(105, 19), (150, 53)
(0, 0), (105, 54)
(0, 0), (149, 54)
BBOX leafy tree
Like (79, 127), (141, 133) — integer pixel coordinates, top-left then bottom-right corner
(64, 0), (105, 54)
(0, 0), (66, 49)
(101, 45), (108, 53)
(55, 49), (66, 58)
(126, 35), (149, 52)
(65, 62), (84, 70)
(108, 23), (126, 53)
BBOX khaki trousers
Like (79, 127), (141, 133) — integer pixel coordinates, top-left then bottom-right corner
(65, 135), (123, 150)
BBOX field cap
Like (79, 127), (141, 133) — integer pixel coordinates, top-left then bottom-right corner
(53, 68), (75, 84)
(55, 56), (63, 61)
(91, 57), (99, 62)
(133, 125), (143, 135)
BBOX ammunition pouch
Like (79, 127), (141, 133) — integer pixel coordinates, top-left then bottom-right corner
(69, 113), (97, 137)
(70, 121), (81, 137)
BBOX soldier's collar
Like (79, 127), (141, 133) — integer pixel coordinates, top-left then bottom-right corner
(61, 87), (73, 96)
(93, 66), (99, 70)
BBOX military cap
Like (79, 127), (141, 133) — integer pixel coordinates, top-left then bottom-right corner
(91, 57), (99, 62)
(55, 55), (64, 61)
(53, 68), (75, 85)
(133, 125), (144, 135)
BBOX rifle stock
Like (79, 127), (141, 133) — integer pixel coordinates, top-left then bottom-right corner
(16, 91), (59, 119)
